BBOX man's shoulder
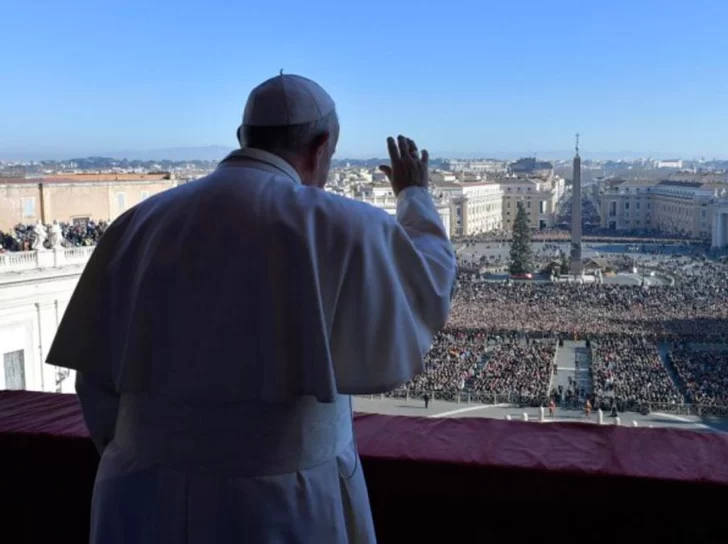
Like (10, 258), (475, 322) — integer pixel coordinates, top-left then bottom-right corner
(299, 189), (397, 240)
(305, 189), (394, 223)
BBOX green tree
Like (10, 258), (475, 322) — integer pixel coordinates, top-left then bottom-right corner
(509, 201), (533, 275)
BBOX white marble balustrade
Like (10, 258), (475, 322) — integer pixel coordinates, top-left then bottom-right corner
(0, 246), (96, 274)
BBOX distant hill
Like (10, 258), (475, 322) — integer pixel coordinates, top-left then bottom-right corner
(104, 146), (233, 161)
(0, 146), (234, 162)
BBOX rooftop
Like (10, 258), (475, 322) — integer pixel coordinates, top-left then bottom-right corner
(0, 172), (172, 185)
(657, 180), (704, 188)
(436, 181), (500, 188)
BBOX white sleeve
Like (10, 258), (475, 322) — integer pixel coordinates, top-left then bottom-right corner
(331, 187), (456, 394)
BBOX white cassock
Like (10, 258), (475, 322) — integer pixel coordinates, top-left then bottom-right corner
(47, 147), (456, 543)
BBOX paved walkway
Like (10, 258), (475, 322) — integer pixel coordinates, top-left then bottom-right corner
(657, 341), (684, 395)
(551, 341), (593, 397)
(352, 396), (728, 433)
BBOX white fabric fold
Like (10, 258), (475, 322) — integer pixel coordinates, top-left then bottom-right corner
(46, 150), (456, 543)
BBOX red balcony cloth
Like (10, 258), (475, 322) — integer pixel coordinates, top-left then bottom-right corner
(3, 389), (728, 485)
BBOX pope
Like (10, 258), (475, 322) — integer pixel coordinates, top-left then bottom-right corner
(47, 73), (457, 543)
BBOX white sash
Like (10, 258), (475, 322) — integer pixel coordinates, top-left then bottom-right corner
(113, 392), (353, 476)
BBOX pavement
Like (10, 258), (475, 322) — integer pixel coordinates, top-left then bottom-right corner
(458, 240), (700, 265)
(551, 340), (593, 397)
(352, 395), (728, 434)
(457, 240), (688, 285)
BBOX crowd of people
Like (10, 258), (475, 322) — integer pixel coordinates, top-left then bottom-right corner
(397, 235), (728, 414)
(0, 221), (108, 252)
(669, 346), (728, 410)
(591, 337), (684, 412)
(459, 230), (708, 245)
(402, 332), (555, 405)
(468, 340), (555, 404)
(448, 259), (728, 341)
(407, 330), (483, 394)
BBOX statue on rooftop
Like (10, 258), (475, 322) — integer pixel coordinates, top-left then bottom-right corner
(32, 220), (48, 251)
(48, 220), (64, 249)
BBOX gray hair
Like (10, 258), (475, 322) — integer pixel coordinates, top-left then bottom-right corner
(240, 110), (337, 154)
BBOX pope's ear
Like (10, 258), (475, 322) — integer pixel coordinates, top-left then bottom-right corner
(312, 131), (330, 156)
(306, 132), (331, 170)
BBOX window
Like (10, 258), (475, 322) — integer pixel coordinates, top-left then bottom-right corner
(21, 197), (35, 218)
(140, 191), (150, 201)
(116, 192), (126, 212)
(636, 202), (640, 210)
(4, 350), (25, 390)
(625, 202), (630, 210)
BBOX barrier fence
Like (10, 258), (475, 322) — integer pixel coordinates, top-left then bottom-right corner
(359, 390), (728, 417)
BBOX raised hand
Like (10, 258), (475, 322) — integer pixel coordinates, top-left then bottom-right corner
(379, 135), (429, 196)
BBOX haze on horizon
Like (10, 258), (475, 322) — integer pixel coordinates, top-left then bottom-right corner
(1, 0), (727, 160)
(3, 146), (723, 164)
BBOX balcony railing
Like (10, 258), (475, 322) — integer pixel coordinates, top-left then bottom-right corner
(0, 246), (95, 274)
(2, 389), (727, 542)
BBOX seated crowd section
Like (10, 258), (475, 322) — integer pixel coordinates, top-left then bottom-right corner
(591, 337), (684, 412)
(670, 346), (728, 410)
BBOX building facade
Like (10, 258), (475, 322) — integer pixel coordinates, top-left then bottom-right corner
(712, 199), (728, 249)
(435, 182), (503, 236)
(500, 178), (563, 230)
(599, 179), (726, 238)
(0, 249), (91, 393)
(0, 173), (177, 231)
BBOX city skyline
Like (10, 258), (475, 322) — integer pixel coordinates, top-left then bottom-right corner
(2, 0), (728, 158)
(2, 146), (727, 164)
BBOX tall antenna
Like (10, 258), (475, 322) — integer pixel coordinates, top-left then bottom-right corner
(575, 132), (580, 156)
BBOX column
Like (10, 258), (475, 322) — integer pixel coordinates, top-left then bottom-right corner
(36, 301), (61, 392)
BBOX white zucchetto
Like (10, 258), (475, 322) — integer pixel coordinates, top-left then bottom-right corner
(242, 73), (336, 127)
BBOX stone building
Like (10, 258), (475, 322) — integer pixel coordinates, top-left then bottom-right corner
(0, 173), (177, 230)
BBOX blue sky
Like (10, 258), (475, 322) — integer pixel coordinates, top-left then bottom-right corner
(1, 0), (727, 159)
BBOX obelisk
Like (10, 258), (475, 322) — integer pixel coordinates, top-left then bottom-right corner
(570, 133), (583, 276)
